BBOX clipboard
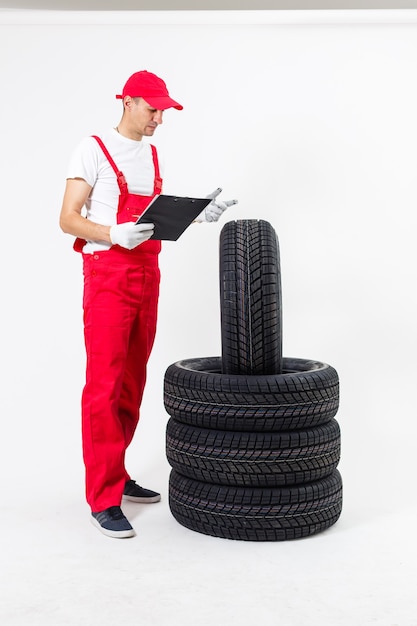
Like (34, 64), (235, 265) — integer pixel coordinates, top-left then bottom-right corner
(135, 194), (212, 241)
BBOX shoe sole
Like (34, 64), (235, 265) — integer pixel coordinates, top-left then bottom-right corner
(91, 516), (136, 538)
(122, 494), (161, 504)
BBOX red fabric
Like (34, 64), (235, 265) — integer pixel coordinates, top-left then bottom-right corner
(73, 136), (162, 253)
(82, 248), (160, 511)
(79, 137), (162, 511)
(115, 70), (183, 110)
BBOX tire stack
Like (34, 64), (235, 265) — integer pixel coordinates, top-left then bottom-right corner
(164, 219), (342, 541)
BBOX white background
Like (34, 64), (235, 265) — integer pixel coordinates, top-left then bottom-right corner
(0, 9), (416, 626)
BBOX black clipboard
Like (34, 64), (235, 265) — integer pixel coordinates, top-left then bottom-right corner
(135, 194), (211, 241)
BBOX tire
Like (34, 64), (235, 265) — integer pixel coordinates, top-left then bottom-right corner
(169, 469), (343, 541)
(220, 219), (283, 375)
(166, 417), (341, 487)
(164, 356), (339, 432)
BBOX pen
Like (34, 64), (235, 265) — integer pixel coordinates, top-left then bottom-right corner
(205, 187), (223, 200)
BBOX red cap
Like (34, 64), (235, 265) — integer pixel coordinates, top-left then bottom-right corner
(116, 70), (183, 110)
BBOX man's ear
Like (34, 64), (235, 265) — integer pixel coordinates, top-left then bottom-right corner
(124, 96), (133, 110)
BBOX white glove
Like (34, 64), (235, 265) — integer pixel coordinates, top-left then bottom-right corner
(196, 188), (238, 223)
(110, 221), (155, 249)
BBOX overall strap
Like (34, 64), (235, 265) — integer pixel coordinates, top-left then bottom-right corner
(150, 144), (163, 195)
(91, 135), (128, 194)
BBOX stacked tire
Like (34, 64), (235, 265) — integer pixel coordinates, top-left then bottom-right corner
(164, 220), (342, 541)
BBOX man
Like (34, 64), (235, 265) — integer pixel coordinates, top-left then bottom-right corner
(59, 70), (237, 539)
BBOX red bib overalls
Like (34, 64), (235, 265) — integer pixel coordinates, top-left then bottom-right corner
(79, 136), (162, 512)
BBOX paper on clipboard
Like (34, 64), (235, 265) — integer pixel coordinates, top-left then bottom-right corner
(135, 194), (212, 241)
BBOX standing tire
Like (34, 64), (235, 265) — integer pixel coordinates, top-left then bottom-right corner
(169, 469), (343, 541)
(220, 220), (283, 375)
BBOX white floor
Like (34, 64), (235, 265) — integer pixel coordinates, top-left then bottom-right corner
(1, 447), (416, 626)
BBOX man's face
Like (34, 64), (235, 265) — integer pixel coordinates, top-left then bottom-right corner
(126, 97), (164, 139)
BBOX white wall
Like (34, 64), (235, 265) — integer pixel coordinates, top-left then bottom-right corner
(0, 10), (416, 518)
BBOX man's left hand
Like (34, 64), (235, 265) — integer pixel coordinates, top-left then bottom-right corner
(196, 189), (238, 223)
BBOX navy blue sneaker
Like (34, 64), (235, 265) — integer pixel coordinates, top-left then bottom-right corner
(91, 506), (135, 538)
(123, 480), (161, 503)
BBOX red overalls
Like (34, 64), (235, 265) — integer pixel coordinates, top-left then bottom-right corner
(76, 136), (162, 512)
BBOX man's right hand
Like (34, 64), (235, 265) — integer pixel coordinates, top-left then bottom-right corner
(110, 222), (155, 249)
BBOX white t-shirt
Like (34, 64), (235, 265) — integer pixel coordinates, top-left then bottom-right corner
(66, 128), (164, 253)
